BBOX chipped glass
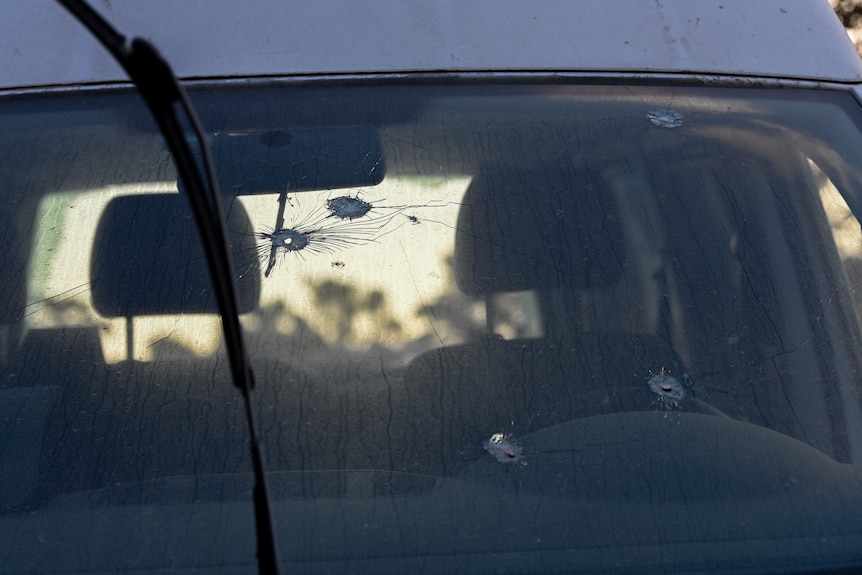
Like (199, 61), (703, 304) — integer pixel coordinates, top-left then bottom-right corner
(647, 371), (687, 408)
(483, 432), (527, 464)
(647, 108), (684, 127)
(325, 195), (373, 220)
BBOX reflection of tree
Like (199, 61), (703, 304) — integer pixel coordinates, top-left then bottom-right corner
(832, 0), (862, 54)
(28, 295), (97, 328)
(418, 292), (485, 344)
(418, 283), (537, 342)
(311, 280), (402, 346)
(243, 299), (329, 365)
(242, 253), (491, 370)
(833, 0), (862, 28)
(409, 254), (486, 344)
(414, 254), (543, 342)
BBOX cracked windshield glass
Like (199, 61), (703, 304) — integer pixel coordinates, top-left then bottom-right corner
(4, 83), (862, 573)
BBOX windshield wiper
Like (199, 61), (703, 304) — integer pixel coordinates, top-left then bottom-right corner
(54, 2), (282, 573)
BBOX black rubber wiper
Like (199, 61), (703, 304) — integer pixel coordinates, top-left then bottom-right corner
(55, 2), (282, 573)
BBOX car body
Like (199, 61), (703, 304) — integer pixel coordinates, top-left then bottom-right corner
(2, 1), (862, 573)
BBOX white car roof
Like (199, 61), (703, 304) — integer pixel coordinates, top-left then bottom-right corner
(2, 0), (861, 90)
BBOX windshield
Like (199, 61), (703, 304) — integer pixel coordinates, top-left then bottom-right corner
(3, 82), (862, 574)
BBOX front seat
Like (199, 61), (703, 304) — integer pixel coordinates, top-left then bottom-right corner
(397, 165), (684, 476)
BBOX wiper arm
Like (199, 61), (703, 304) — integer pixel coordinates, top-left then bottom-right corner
(55, 2), (282, 573)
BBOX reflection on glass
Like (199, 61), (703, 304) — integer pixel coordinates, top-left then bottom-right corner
(4, 84), (862, 574)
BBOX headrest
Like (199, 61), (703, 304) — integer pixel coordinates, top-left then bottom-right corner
(91, 194), (260, 317)
(455, 167), (625, 295)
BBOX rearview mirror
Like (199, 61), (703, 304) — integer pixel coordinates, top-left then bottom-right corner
(213, 126), (385, 194)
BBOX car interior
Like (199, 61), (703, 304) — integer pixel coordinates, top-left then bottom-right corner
(2, 86), (862, 533)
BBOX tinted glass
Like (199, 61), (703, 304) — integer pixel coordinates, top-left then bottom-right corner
(3, 84), (862, 573)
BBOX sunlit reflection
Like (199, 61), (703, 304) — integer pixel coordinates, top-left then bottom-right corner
(27, 177), (481, 364)
(26, 183), (227, 363)
(237, 176), (474, 356)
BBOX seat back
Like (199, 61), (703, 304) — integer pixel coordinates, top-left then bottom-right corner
(454, 166), (625, 295)
(399, 166), (686, 474)
(25, 193), (262, 505)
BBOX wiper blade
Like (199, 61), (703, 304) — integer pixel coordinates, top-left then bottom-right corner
(55, 2), (282, 573)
